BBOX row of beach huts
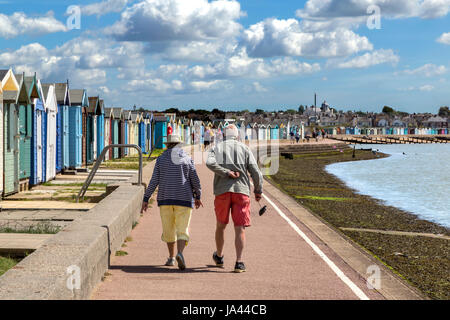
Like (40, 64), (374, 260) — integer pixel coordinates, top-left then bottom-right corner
(0, 69), (179, 198)
(1, 69), (448, 197)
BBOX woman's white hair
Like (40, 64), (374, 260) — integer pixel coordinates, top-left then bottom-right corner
(224, 124), (239, 140)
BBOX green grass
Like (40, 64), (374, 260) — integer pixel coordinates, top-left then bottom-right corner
(0, 221), (61, 234)
(0, 256), (19, 277)
(115, 250), (128, 256)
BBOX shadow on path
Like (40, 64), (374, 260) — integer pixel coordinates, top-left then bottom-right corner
(110, 265), (227, 274)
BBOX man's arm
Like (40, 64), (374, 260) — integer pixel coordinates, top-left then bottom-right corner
(206, 146), (230, 178)
(247, 148), (263, 195)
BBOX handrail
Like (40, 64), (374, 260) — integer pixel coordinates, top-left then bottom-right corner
(76, 144), (143, 203)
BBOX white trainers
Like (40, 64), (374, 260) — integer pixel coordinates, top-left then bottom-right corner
(165, 257), (176, 266)
(176, 253), (186, 270)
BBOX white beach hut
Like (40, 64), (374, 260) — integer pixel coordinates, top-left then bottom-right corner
(41, 83), (58, 181)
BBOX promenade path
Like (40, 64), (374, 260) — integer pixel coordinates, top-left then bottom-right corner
(92, 156), (384, 300)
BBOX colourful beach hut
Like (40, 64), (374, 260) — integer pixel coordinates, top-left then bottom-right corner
(68, 89), (86, 169)
(29, 76), (45, 186)
(54, 82), (70, 172)
(104, 108), (113, 160)
(123, 110), (131, 156)
(138, 111), (147, 154)
(153, 114), (168, 149)
(2, 70), (21, 196)
(42, 83), (57, 182)
(111, 108), (123, 159)
(1, 69), (20, 196)
(87, 96), (102, 163)
(16, 73), (36, 188)
(96, 100), (105, 160)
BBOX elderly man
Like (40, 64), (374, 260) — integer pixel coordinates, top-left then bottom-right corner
(206, 124), (263, 273)
(141, 135), (203, 270)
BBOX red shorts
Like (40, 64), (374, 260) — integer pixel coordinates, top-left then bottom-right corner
(214, 192), (251, 227)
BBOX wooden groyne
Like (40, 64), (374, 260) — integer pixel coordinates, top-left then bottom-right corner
(330, 135), (450, 145)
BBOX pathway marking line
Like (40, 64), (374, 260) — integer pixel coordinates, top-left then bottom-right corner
(262, 192), (370, 300)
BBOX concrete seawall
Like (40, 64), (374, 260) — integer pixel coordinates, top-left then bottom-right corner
(0, 183), (145, 300)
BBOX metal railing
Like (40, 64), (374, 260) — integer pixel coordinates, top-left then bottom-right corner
(76, 144), (143, 203)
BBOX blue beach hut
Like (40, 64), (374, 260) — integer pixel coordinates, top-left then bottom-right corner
(153, 114), (168, 149)
(68, 89), (86, 169)
(55, 83), (70, 172)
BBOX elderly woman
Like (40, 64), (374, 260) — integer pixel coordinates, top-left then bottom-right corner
(206, 125), (263, 273)
(141, 135), (203, 270)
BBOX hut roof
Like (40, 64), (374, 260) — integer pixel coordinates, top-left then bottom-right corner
(88, 97), (99, 113)
(41, 84), (51, 101)
(112, 107), (123, 119)
(54, 83), (68, 104)
(69, 89), (85, 105)
(104, 108), (113, 118)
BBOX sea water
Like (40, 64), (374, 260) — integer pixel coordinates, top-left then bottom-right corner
(325, 144), (450, 228)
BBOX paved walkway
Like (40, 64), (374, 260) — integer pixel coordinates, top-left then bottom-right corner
(92, 160), (384, 300)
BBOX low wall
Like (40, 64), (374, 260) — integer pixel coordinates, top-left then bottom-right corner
(0, 184), (144, 300)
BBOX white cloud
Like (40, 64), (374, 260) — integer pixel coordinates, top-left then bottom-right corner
(402, 64), (447, 77)
(242, 18), (372, 58)
(330, 49), (399, 69)
(106, 0), (243, 42)
(419, 84), (434, 91)
(297, 0), (450, 23)
(437, 32), (450, 44)
(82, 0), (129, 17)
(0, 11), (67, 38)
(400, 84), (435, 91)
(0, 37), (146, 88)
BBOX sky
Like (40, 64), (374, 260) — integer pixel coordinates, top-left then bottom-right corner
(0, 0), (449, 113)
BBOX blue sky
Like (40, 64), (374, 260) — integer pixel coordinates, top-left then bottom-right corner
(1, 0), (449, 113)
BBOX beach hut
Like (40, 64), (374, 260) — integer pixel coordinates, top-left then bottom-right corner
(88, 97), (102, 163)
(96, 100), (105, 159)
(153, 114), (168, 149)
(41, 83), (57, 182)
(123, 110), (131, 156)
(1, 70), (21, 196)
(145, 112), (153, 153)
(134, 113), (141, 152)
(29, 77), (45, 186)
(269, 124), (279, 140)
(0, 77), (2, 195)
(111, 108), (123, 159)
(76, 91), (89, 167)
(68, 90), (86, 169)
(258, 124), (266, 141)
(138, 111), (147, 154)
(55, 82), (70, 172)
(17, 74), (36, 189)
(104, 108), (113, 160)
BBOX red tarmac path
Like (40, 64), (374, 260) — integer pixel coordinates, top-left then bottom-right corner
(91, 161), (384, 300)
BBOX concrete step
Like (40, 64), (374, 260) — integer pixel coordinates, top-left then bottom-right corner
(0, 233), (53, 254)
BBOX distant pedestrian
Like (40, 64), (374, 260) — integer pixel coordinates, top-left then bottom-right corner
(141, 135), (203, 270)
(290, 131), (295, 144)
(206, 124), (263, 273)
(204, 127), (212, 151)
(295, 131), (300, 143)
